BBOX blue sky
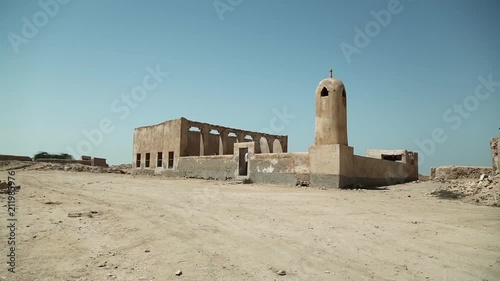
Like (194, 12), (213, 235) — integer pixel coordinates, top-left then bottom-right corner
(1, 0), (499, 173)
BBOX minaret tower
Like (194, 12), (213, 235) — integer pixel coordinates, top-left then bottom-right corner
(314, 69), (348, 146)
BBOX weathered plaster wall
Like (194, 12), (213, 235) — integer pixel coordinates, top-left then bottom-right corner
(176, 155), (236, 180)
(250, 153), (309, 186)
(187, 131), (201, 156)
(134, 119), (182, 169)
(350, 156), (417, 187)
(206, 133), (220, 155)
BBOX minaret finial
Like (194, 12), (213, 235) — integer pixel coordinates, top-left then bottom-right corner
(329, 69), (333, 78)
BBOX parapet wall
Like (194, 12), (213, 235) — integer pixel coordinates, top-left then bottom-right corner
(0, 154), (32, 161)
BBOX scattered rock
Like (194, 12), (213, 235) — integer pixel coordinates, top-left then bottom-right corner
(0, 181), (20, 194)
(276, 270), (287, 276)
(175, 270), (182, 276)
(144, 249), (150, 253)
(98, 261), (107, 267)
(68, 212), (83, 218)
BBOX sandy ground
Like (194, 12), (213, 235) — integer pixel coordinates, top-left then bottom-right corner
(1, 170), (499, 281)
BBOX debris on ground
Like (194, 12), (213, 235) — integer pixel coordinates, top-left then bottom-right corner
(429, 174), (500, 207)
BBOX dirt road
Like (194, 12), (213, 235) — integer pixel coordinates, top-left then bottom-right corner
(1, 171), (499, 281)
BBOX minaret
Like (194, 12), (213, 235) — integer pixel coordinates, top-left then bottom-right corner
(314, 69), (348, 146)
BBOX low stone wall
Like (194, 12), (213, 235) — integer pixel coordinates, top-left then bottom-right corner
(250, 153), (309, 186)
(0, 154), (32, 161)
(35, 159), (92, 166)
(430, 166), (493, 180)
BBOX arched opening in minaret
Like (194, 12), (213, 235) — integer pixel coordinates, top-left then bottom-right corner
(342, 88), (346, 106)
(321, 87), (329, 97)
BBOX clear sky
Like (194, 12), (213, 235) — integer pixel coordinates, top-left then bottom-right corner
(1, 0), (499, 173)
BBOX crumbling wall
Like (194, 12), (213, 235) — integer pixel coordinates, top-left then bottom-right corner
(430, 166), (493, 180)
(250, 153), (310, 186)
(0, 154), (32, 161)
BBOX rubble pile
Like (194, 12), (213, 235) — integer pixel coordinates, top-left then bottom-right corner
(26, 162), (129, 174)
(0, 181), (20, 194)
(430, 174), (500, 207)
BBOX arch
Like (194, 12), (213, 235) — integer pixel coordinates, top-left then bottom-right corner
(272, 139), (283, 153)
(259, 137), (270, 153)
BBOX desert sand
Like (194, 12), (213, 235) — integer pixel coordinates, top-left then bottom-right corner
(1, 170), (499, 281)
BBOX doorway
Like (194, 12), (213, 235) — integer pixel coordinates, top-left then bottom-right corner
(238, 148), (248, 176)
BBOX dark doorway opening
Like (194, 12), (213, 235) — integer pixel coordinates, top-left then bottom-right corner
(157, 152), (163, 168)
(238, 148), (248, 176)
(136, 153), (141, 168)
(168, 151), (174, 169)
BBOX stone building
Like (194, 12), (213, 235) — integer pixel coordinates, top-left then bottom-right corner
(133, 73), (418, 188)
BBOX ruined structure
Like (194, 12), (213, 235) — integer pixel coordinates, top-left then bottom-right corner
(133, 73), (418, 188)
(491, 137), (499, 174)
